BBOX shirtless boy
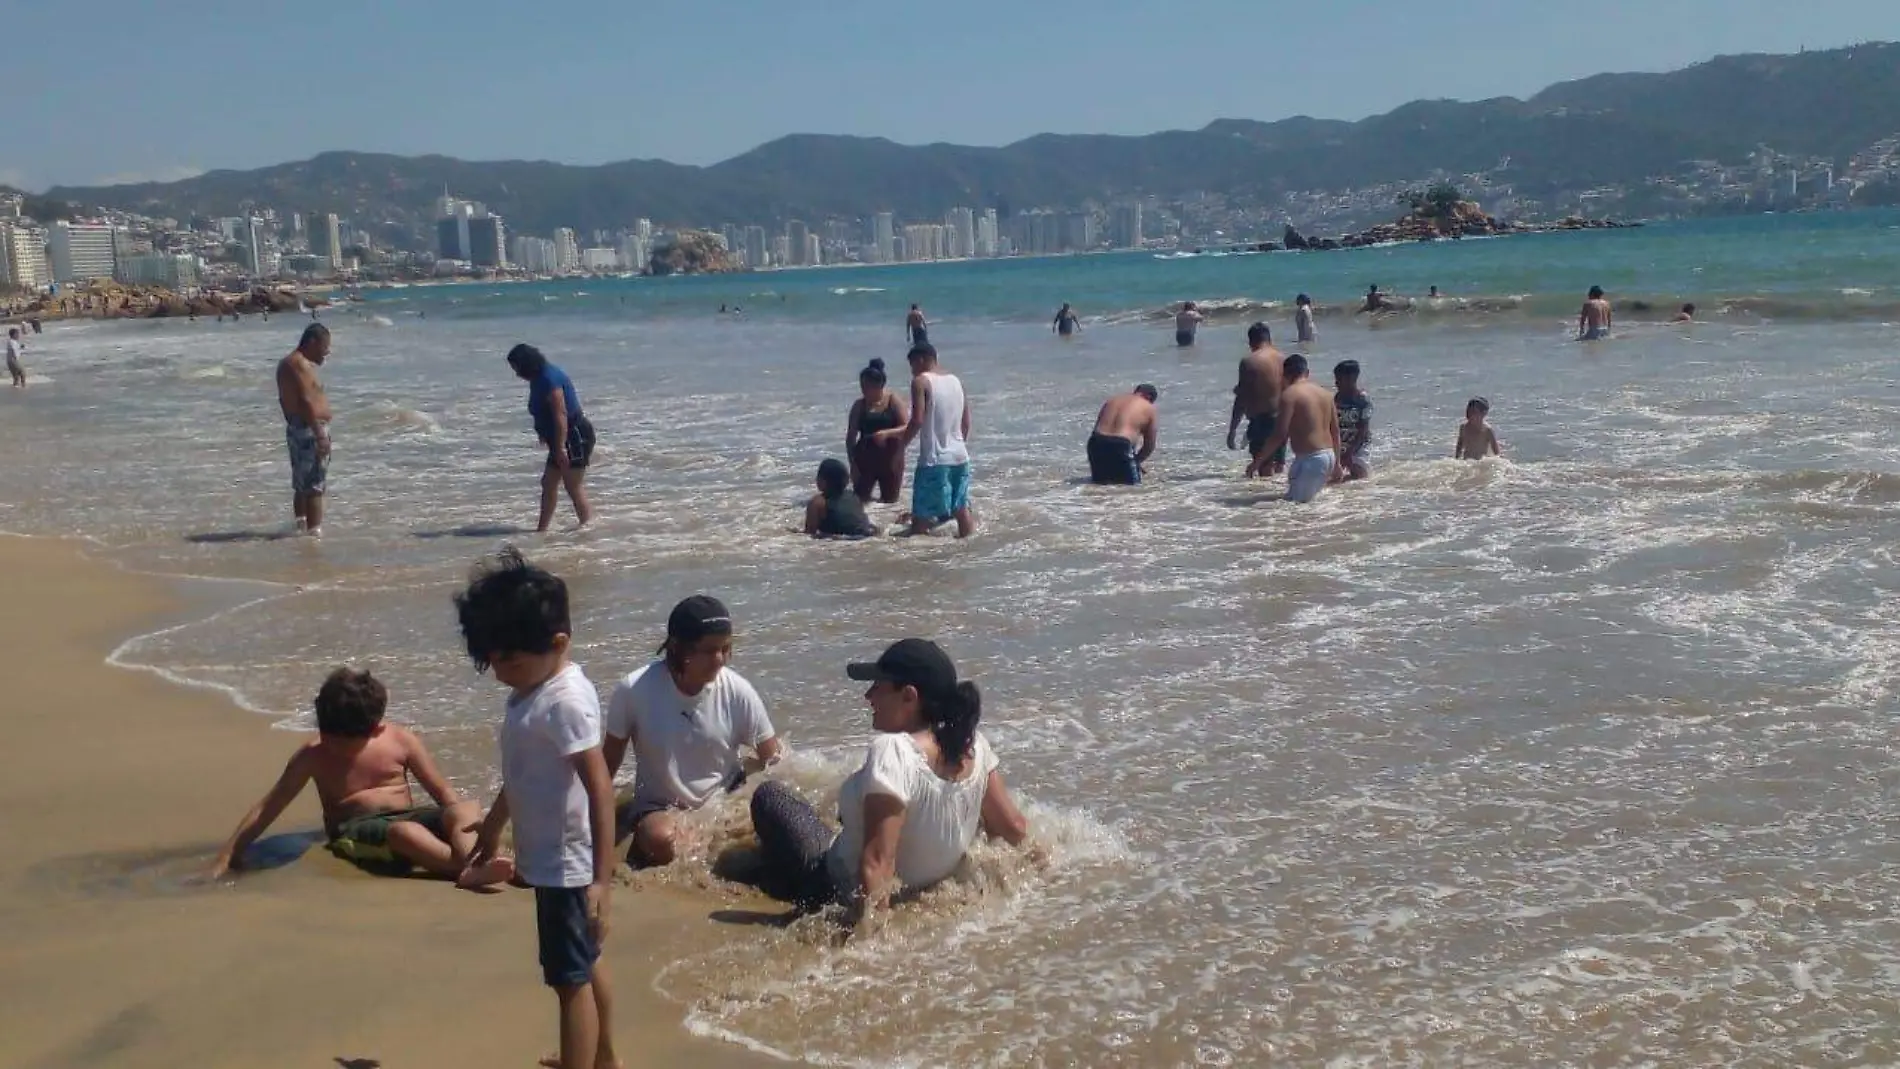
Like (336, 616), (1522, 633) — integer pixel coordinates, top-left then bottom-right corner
(1226, 322), (1285, 476)
(1455, 397), (1503, 459)
(209, 667), (511, 884)
(1579, 286), (1613, 340)
(1086, 384), (1159, 485)
(276, 323), (332, 535)
(1249, 354), (1339, 503)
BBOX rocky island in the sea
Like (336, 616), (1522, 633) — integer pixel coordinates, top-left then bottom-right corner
(647, 230), (742, 276)
(1282, 185), (1639, 251)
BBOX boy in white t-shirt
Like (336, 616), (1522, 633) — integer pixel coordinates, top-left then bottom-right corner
(604, 595), (783, 865)
(456, 550), (618, 1069)
(6, 327), (25, 389)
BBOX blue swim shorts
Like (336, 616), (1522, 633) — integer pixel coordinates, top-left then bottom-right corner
(911, 463), (971, 524)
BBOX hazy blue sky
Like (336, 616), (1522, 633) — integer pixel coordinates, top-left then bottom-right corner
(8, 0), (1899, 190)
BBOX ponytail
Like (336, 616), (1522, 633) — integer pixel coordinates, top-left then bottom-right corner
(924, 680), (981, 765)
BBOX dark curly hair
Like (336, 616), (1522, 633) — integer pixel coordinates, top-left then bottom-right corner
(453, 548), (570, 671)
(314, 667), (387, 738)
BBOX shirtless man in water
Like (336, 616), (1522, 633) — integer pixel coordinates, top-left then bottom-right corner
(1579, 286), (1613, 340)
(1086, 384), (1159, 485)
(275, 323), (332, 535)
(906, 303), (928, 345)
(1226, 322), (1285, 477)
(1249, 354), (1340, 503)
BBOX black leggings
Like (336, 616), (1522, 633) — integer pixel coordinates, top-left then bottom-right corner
(750, 781), (838, 905)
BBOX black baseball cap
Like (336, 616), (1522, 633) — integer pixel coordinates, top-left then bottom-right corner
(665, 595), (732, 645)
(846, 638), (957, 694)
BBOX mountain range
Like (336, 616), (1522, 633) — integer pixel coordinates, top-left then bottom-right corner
(36, 42), (1900, 243)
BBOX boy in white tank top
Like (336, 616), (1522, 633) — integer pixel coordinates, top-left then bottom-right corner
(871, 343), (975, 537)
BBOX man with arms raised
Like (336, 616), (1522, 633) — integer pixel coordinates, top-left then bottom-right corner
(1086, 384), (1159, 485)
(1249, 354), (1340, 503)
(1226, 322), (1285, 478)
(603, 596), (784, 866)
(276, 323), (332, 535)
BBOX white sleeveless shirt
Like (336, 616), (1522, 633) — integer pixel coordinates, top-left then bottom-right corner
(918, 371), (969, 467)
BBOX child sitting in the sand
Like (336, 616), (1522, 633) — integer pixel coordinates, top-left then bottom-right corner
(1454, 397), (1503, 460)
(804, 458), (878, 539)
(208, 667), (514, 886)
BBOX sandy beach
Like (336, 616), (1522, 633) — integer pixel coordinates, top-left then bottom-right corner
(0, 537), (779, 1069)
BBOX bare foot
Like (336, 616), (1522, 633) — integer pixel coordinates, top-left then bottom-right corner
(538, 1055), (624, 1069)
(456, 855), (517, 891)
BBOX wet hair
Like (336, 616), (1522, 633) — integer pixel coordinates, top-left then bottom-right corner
(314, 667), (387, 738)
(1334, 359), (1360, 379)
(6, 327), (17, 337)
(859, 357), (887, 388)
(1468, 396), (1490, 414)
(1247, 322), (1272, 348)
(922, 680), (983, 766)
(1283, 354), (1309, 379)
(298, 322), (329, 352)
(1134, 383), (1159, 402)
(505, 343), (548, 379)
(1588, 286), (1605, 299)
(907, 342), (937, 363)
(1296, 294), (1311, 306)
(818, 457), (850, 495)
(454, 548), (570, 671)
(1681, 303), (1696, 315)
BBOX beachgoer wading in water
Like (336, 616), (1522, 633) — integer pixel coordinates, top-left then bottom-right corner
(1250, 354), (1340, 503)
(1087, 385), (1159, 485)
(1053, 303), (1082, 337)
(846, 358), (909, 503)
(1227, 322), (1286, 478)
(506, 343), (595, 532)
(906, 304), (928, 346)
(1579, 286), (1613, 340)
(276, 323), (332, 535)
(1174, 301), (1203, 347)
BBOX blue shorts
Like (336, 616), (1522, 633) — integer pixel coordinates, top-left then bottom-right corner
(911, 463), (970, 523)
(533, 885), (600, 988)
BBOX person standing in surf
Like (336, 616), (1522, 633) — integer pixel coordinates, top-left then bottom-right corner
(6, 326), (26, 388)
(1226, 323), (1286, 478)
(1249, 354), (1340, 503)
(1087, 385), (1159, 485)
(1294, 294), (1316, 344)
(1053, 303), (1082, 337)
(507, 344), (595, 533)
(276, 323), (332, 535)
(1174, 302), (1204, 347)
(1579, 286), (1613, 340)
(876, 342), (974, 537)
(906, 304), (929, 346)
(846, 358), (909, 503)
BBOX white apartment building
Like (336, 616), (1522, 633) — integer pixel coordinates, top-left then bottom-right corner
(48, 221), (119, 283)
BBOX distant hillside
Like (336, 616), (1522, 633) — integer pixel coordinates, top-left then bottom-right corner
(41, 42), (1900, 240)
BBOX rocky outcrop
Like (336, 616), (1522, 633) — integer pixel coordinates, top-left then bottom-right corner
(1293, 200), (1640, 252)
(1282, 225), (1310, 251)
(648, 230), (743, 276)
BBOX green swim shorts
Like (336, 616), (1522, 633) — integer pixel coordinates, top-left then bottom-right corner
(328, 805), (448, 876)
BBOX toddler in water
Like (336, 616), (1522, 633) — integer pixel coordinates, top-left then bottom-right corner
(805, 458), (878, 539)
(1454, 397), (1502, 459)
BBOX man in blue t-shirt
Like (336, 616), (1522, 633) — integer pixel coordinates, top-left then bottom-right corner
(507, 344), (596, 531)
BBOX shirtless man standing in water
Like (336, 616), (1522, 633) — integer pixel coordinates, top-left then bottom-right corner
(1579, 286), (1613, 340)
(276, 323), (332, 535)
(1226, 322), (1285, 477)
(1086, 384), (1159, 485)
(1249, 354), (1340, 503)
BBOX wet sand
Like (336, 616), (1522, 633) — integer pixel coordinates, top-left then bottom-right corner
(0, 537), (779, 1069)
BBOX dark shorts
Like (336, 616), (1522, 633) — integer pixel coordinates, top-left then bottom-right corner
(327, 805), (447, 876)
(1175, 329), (1196, 347)
(851, 440), (906, 503)
(1246, 414), (1286, 466)
(548, 414), (596, 470)
(1087, 433), (1140, 485)
(534, 885), (601, 988)
(285, 422), (329, 495)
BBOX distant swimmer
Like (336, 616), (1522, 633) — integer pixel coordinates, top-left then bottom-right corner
(1174, 301), (1204, 346)
(1428, 285), (1441, 299)
(5, 326), (24, 388)
(1332, 360), (1372, 482)
(1053, 302), (1082, 337)
(1248, 355), (1339, 503)
(846, 357), (909, 503)
(1674, 303), (1697, 323)
(906, 303), (929, 346)
(506, 343), (596, 533)
(1226, 322), (1286, 478)
(806, 458), (879, 538)
(1455, 397), (1503, 459)
(1579, 286), (1612, 340)
(1295, 293), (1316, 344)
(719, 303), (728, 314)
(1355, 285), (1391, 314)
(1086, 384), (1159, 485)
(275, 323), (332, 535)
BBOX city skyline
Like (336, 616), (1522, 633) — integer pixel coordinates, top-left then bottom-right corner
(5, 1), (1900, 190)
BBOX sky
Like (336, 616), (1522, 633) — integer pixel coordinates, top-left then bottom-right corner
(7, 0), (1900, 191)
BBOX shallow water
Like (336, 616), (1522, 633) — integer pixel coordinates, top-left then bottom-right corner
(4, 213), (1900, 1066)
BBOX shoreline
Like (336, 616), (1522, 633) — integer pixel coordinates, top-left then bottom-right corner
(0, 536), (782, 1069)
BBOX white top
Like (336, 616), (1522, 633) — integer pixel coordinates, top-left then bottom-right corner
(605, 661), (775, 809)
(1295, 305), (1316, 341)
(499, 663), (602, 889)
(4, 338), (21, 361)
(826, 731), (998, 892)
(917, 370), (969, 467)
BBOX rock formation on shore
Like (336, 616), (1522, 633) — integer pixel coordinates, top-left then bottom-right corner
(1290, 195), (1639, 252)
(2, 282), (319, 323)
(647, 230), (742, 276)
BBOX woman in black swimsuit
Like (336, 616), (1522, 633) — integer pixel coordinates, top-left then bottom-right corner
(845, 358), (910, 503)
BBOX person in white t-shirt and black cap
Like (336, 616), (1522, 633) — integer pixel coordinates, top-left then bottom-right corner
(748, 638), (1029, 926)
(603, 595), (784, 866)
